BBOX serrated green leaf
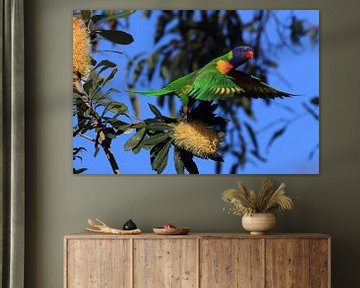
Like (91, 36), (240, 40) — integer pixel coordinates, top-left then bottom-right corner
(147, 121), (171, 132)
(104, 118), (129, 128)
(162, 115), (178, 123)
(132, 134), (146, 154)
(115, 125), (131, 135)
(208, 153), (224, 162)
(142, 143), (154, 150)
(144, 118), (161, 124)
(143, 133), (170, 146)
(132, 122), (146, 129)
(93, 59), (117, 70)
(83, 79), (93, 96)
(150, 142), (165, 168)
(151, 139), (172, 173)
(180, 150), (199, 174)
(124, 128), (146, 151)
(93, 146), (100, 158)
(104, 88), (120, 95)
(174, 148), (185, 174)
(79, 123), (91, 134)
(102, 101), (129, 117)
(97, 30), (134, 45)
(106, 133), (116, 139)
(73, 147), (87, 155)
(73, 155), (83, 161)
(91, 14), (104, 23)
(81, 10), (91, 22)
(102, 68), (118, 86)
(90, 57), (97, 66)
(73, 168), (88, 174)
(92, 68), (118, 98)
(148, 103), (163, 119)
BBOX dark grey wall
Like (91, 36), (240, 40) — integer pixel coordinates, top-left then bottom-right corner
(25, 0), (360, 287)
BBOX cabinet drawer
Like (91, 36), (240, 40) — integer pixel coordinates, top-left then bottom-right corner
(65, 239), (131, 288)
(200, 239), (263, 288)
(134, 239), (198, 288)
(265, 239), (330, 288)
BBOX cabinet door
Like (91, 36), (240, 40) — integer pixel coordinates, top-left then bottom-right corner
(66, 239), (131, 288)
(133, 239), (198, 288)
(200, 239), (264, 288)
(266, 239), (309, 287)
(309, 239), (330, 288)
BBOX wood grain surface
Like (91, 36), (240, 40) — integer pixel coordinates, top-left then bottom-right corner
(133, 239), (198, 288)
(200, 239), (264, 288)
(65, 239), (131, 288)
(309, 239), (331, 288)
(64, 233), (330, 288)
(65, 233), (330, 240)
(265, 239), (310, 287)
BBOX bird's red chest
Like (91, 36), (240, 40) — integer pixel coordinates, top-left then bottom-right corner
(215, 60), (234, 74)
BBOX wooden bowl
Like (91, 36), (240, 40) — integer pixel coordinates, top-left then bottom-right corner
(153, 227), (190, 235)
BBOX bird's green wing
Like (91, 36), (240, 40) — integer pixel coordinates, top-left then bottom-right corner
(187, 69), (243, 101)
(229, 70), (294, 99)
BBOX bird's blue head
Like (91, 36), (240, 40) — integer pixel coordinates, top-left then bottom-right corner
(229, 46), (254, 68)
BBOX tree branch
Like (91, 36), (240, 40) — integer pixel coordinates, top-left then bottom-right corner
(73, 73), (121, 174)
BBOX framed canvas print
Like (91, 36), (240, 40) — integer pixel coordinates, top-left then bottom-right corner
(72, 10), (319, 174)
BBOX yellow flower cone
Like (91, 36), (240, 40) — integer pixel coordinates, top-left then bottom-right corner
(73, 18), (91, 77)
(171, 121), (220, 158)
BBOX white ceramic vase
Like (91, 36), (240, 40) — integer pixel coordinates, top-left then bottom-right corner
(242, 213), (276, 235)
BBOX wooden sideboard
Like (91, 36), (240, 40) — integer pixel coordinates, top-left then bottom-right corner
(64, 233), (330, 288)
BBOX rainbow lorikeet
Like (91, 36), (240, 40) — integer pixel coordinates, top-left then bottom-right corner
(130, 46), (293, 111)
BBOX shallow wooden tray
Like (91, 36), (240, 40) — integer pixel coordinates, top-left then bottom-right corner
(153, 227), (190, 235)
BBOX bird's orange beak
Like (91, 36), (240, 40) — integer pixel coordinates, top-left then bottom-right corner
(246, 51), (254, 59)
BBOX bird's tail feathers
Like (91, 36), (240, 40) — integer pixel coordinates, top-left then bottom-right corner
(126, 87), (174, 96)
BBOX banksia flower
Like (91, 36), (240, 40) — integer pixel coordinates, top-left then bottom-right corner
(73, 18), (91, 77)
(171, 121), (220, 158)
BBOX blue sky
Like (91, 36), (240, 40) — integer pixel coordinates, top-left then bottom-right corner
(73, 10), (319, 174)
